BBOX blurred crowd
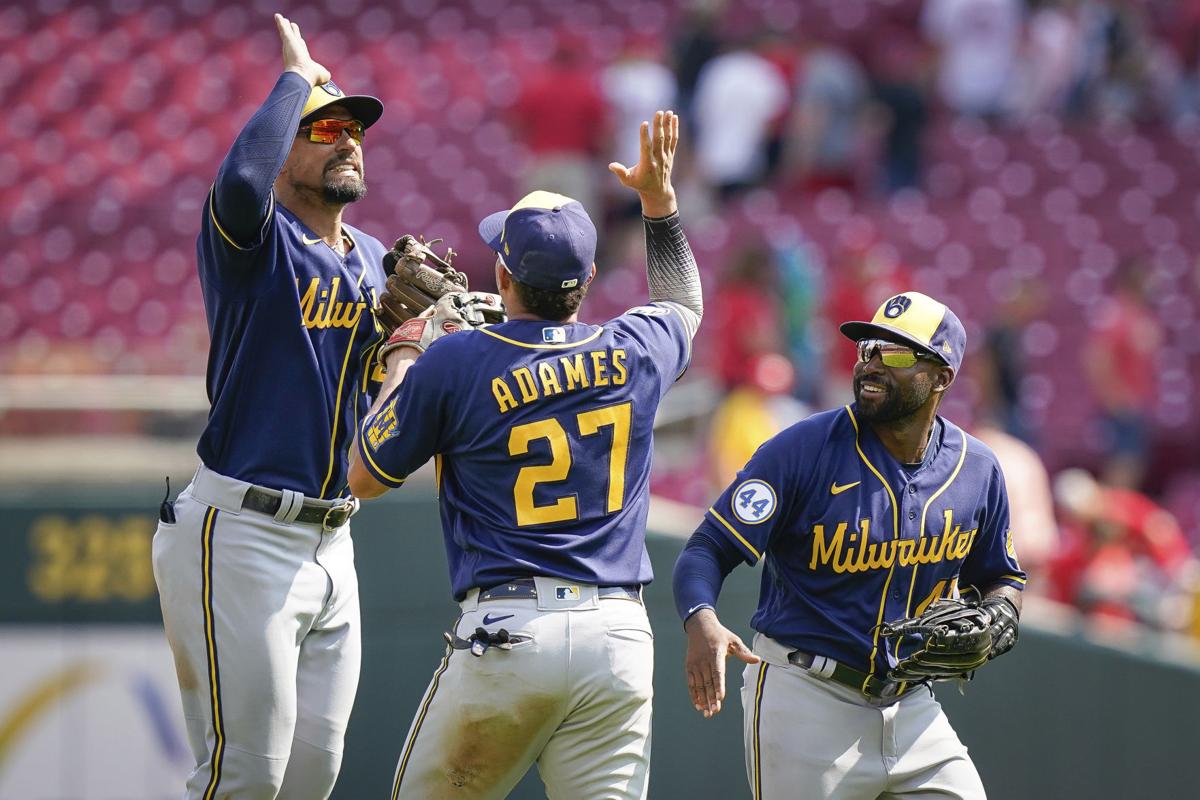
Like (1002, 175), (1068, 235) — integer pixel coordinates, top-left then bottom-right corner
(6, 0), (1200, 642)
(514, 0), (1200, 225)
(511, 0), (1200, 640)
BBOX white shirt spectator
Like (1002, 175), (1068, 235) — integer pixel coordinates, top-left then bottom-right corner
(692, 50), (789, 186)
(923, 0), (1023, 115)
(603, 57), (678, 166)
(792, 46), (867, 174)
(974, 423), (1059, 584)
(1014, 4), (1085, 116)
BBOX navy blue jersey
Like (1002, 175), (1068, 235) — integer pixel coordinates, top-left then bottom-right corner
(197, 197), (388, 498)
(698, 405), (1025, 681)
(358, 304), (692, 599)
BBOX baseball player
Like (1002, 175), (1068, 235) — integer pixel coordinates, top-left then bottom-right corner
(151, 15), (387, 798)
(348, 111), (700, 799)
(673, 292), (1026, 799)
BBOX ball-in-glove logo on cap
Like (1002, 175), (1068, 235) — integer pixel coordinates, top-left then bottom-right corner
(884, 295), (912, 318)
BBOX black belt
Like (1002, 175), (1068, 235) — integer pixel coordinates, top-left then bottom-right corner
(242, 486), (356, 530)
(788, 650), (911, 701)
(477, 578), (642, 604)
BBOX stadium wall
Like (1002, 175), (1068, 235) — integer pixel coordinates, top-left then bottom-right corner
(1, 486), (1196, 799)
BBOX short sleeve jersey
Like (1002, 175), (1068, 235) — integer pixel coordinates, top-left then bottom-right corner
(698, 405), (1026, 682)
(197, 197), (388, 498)
(357, 304), (692, 599)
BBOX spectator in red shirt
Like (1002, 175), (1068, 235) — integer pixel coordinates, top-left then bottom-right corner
(712, 244), (785, 391)
(511, 35), (608, 231)
(1084, 262), (1164, 489)
(1050, 468), (1195, 629)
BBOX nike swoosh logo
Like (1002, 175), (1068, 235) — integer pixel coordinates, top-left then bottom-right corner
(830, 481), (861, 495)
(481, 613), (515, 625)
(301, 234), (323, 245)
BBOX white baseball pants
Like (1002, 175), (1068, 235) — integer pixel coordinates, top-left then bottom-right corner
(741, 634), (986, 800)
(152, 464), (361, 799)
(390, 578), (654, 800)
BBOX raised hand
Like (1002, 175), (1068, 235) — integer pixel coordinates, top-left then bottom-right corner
(609, 110), (680, 218)
(275, 13), (331, 87)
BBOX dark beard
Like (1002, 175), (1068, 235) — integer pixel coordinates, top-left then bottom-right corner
(854, 376), (933, 424)
(323, 177), (366, 204)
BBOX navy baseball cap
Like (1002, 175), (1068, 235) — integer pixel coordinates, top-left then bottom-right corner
(839, 291), (966, 372)
(301, 80), (384, 128)
(478, 191), (597, 291)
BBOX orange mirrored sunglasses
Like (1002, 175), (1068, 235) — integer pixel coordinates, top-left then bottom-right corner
(297, 118), (365, 144)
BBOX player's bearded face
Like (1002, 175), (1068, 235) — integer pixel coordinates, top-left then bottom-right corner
(322, 152), (366, 204)
(853, 363), (936, 423)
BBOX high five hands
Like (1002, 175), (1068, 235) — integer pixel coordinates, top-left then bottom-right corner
(275, 12), (331, 87)
(609, 110), (680, 218)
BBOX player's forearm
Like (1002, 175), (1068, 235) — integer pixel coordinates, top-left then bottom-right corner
(213, 71), (311, 243)
(350, 353), (419, 498)
(982, 583), (1023, 616)
(673, 527), (741, 624)
(644, 212), (703, 335)
(347, 440), (387, 498)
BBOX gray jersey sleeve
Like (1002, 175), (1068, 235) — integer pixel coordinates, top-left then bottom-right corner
(644, 212), (702, 339)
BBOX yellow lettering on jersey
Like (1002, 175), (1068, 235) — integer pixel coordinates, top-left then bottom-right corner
(513, 367), (539, 403)
(810, 522), (846, 571)
(809, 511), (976, 574)
(866, 537), (894, 571)
(954, 528), (977, 560)
(561, 354), (590, 390)
(492, 378), (518, 413)
(835, 529), (856, 573)
(914, 580), (948, 617)
(612, 349), (628, 384)
(852, 521), (870, 572)
(491, 350), (628, 413)
(323, 277), (341, 327)
(537, 362), (564, 397)
(932, 510), (957, 562)
(914, 527), (941, 564)
(591, 350), (609, 387)
(298, 277), (367, 330)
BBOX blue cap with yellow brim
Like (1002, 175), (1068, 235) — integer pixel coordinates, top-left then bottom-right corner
(839, 291), (966, 373)
(301, 80), (384, 128)
(478, 191), (597, 292)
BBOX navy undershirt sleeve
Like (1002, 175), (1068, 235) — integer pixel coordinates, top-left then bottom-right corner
(212, 71), (310, 246)
(672, 524), (745, 624)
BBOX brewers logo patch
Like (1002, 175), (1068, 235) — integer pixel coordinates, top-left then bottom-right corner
(365, 399), (400, 450)
(732, 479), (777, 525)
(318, 80), (344, 98)
(1006, 529), (1018, 560)
(884, 295), (912, 318)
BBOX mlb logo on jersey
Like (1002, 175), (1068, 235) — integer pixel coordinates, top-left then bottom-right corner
(542, 327), (567, 343)
(555, 586), (580, 601)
